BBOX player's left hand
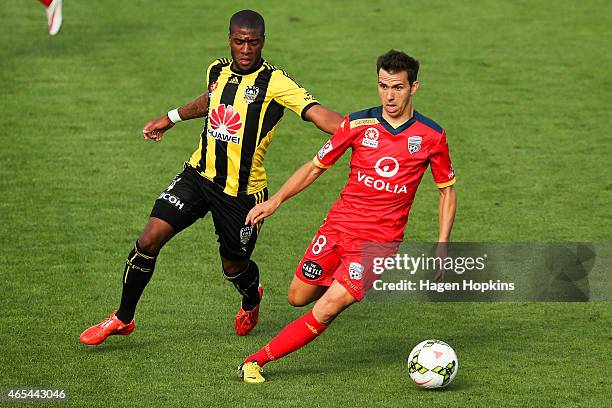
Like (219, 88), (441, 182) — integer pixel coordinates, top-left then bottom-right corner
(245, 198), (281, 226)
(142, 115), (174, 142)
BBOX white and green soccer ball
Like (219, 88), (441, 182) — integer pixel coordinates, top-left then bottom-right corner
(407, 339), (458, 389)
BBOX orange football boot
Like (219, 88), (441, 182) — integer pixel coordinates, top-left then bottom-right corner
(235, 284), (263, 336)
(80, 311), (135, 345)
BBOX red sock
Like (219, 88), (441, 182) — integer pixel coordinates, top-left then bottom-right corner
(39, 0), (53, 7)
(245, 310), (328, 366)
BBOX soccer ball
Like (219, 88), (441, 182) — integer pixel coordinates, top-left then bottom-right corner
(407, 339), (458, 389)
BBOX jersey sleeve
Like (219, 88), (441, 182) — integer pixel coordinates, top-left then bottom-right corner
(312, 116), (353, 168)
(429, 130), (456, 188)
(271, 69), (319, 120)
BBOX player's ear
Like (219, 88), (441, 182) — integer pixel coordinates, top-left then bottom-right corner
(410, 80), (420, 95)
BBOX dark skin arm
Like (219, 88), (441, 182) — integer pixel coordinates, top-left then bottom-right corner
(142, 92), (209, 142)
(245, 161), (327, 226)
(304, 104), (343, 135)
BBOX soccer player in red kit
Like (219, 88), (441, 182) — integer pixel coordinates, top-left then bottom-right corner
(239, 50), (457, 383)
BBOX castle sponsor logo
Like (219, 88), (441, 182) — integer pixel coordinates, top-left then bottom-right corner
(302, 260), (323, 280)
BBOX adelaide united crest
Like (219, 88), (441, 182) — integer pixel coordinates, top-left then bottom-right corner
(408, 136), (422, 154)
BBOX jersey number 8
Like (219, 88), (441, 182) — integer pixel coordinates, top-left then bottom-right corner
(311, 235), (327, 255)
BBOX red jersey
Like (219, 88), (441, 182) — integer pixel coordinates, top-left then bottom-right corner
(313, 106), (455, 242)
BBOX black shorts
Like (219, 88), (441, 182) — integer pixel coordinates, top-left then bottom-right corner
(150, 165), (268, 261)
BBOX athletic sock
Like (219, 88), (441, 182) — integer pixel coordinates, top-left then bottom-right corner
(244, 310), (328, 366)
(116, 242), (157, 324)
(224, 260), (260, 311)
(39, 0), (53, 7)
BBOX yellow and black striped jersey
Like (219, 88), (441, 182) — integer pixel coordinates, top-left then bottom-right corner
(188, 58), (319, 196)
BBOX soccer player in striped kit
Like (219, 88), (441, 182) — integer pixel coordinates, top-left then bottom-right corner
(80, 10), (342, 345)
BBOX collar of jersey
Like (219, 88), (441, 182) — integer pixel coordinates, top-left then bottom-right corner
(374, 106), (418, 135)
(229, 58), (265, 75)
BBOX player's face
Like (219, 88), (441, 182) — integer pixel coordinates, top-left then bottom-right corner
(229, 26), (265, 72)
(377, 69), (419, 120)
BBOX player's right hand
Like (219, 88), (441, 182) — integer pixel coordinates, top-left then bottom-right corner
(433, 242), (449, 282)
(142, 114), (174, 142)
(245, 198), (281, 226)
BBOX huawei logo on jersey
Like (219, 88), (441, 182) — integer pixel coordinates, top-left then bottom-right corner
(208, 104), (243, 144)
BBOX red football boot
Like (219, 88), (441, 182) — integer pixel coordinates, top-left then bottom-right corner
(79, 311), (135, 345)
(235, 284), (263, 336)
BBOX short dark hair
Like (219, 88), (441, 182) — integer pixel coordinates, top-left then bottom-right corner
(376, 50), (419, 85)
(229, 10), (265, 36)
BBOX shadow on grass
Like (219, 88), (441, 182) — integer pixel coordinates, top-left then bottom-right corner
(416, 377), (471, 392)
(76, 338), (164, 353)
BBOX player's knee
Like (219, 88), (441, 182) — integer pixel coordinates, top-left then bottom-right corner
(221, 258), (249, 277)
(312, 298), (343, 324)
(136, 234), (162, 256)
(138, 219), (174, 256)
(287, 291), (310, 307)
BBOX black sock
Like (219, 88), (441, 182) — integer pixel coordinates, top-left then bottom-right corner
(225, 261), (260, 311)
(116, 242), (157, 323)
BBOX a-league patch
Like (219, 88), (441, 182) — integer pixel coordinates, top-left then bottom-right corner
(361, 127), (379, 148)
(302, 260), (323, 280)
(408, 136), (422, 154)
(348, 262), (364, 280)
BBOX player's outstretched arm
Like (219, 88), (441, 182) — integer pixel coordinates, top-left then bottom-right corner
(142, 93), (209, 142)
(304, 104), (343, 135)
(245, 161), (326, 226)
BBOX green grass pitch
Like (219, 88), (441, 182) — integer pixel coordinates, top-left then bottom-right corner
(1, 1), (611, 407)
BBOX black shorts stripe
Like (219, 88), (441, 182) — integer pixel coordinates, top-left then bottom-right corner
(238, 67), (273, 193)
(199, 61), (227, 172)
(213, 74), (241, 187)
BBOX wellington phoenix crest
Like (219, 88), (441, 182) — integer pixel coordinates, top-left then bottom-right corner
(244, 86), (259, 104)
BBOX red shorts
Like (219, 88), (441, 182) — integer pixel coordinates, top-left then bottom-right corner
(295, 222), (399, 301)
